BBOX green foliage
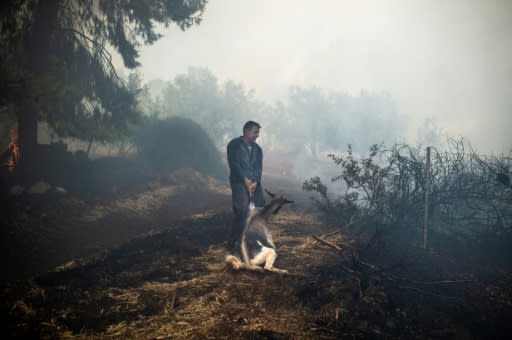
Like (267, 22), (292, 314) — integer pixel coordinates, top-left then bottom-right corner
(303, 176), (328, 199)
(303, 144), (390, 220)
(0, 0), (206, 144)
(93, 0), (207, 68)
(328, 144), (396, 216)
(302, 175), (359, 219)
(149, 67), (263, 147)
(145, 70), (430, 157)
(133, 116), (225, 179)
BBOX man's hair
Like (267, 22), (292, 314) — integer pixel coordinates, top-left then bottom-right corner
(243, 121), (261, 133)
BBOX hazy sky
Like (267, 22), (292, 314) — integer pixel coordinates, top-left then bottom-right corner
(126, 0), (512, 154)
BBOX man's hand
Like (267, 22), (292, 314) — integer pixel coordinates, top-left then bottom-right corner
(244, 177), (257, 193)
(248, 181), (257, 193)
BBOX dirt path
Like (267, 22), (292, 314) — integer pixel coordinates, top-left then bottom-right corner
(1, 177), (232, 281)
(1, 169), (307, 282)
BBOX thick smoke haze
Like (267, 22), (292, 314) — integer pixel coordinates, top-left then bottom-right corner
(118, 0), (512, 154)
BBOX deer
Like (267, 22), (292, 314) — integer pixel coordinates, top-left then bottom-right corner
(225, 189), (293, 274)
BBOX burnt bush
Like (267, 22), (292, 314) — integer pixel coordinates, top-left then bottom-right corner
(303, 139), (512, 257)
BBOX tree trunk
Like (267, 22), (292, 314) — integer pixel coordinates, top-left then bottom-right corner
(86, 137), (94, 156)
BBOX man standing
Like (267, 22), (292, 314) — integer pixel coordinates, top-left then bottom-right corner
(227, 121), (265, 248)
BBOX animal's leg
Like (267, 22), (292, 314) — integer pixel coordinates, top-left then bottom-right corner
(251, 247), (273, 266)
(263, 249), (288, 274)
(226, 254), (263, 271)
(242, 262), (264, 272)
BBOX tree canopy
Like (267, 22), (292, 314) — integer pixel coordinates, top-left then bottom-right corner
(152, 67), (262, 146)
(0, 0), (207, 143)
(144, 68), (412, 157)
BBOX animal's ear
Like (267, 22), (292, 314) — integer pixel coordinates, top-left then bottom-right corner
(264, 189), (275, 198)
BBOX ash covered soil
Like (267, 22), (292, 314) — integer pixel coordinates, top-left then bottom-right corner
(1, 163), (511, 339)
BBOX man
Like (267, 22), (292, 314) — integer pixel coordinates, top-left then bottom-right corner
(227, 121), (265, 248)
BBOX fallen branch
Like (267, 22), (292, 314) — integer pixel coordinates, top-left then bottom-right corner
(312, 234), (342, 252)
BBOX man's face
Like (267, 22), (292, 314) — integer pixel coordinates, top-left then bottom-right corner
(245, 126), (260, 143)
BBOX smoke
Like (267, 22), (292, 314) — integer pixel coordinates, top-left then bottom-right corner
(128, 0), (512, 154)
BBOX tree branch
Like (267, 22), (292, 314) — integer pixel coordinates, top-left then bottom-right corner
(312, 234), (342, 252)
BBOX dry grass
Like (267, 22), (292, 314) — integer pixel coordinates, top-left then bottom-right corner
(2, 170), (511, 339)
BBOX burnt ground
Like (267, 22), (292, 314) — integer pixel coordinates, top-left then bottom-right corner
(1, 168), (512, 339)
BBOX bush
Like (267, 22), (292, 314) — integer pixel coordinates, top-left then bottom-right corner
(133, 116), (225, 179)
(304, 140), (512, 246)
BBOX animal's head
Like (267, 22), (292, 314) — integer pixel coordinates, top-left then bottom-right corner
(265, 189), (294, 215)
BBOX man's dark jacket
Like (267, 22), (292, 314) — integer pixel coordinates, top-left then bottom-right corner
(227, 136), (263, 184)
